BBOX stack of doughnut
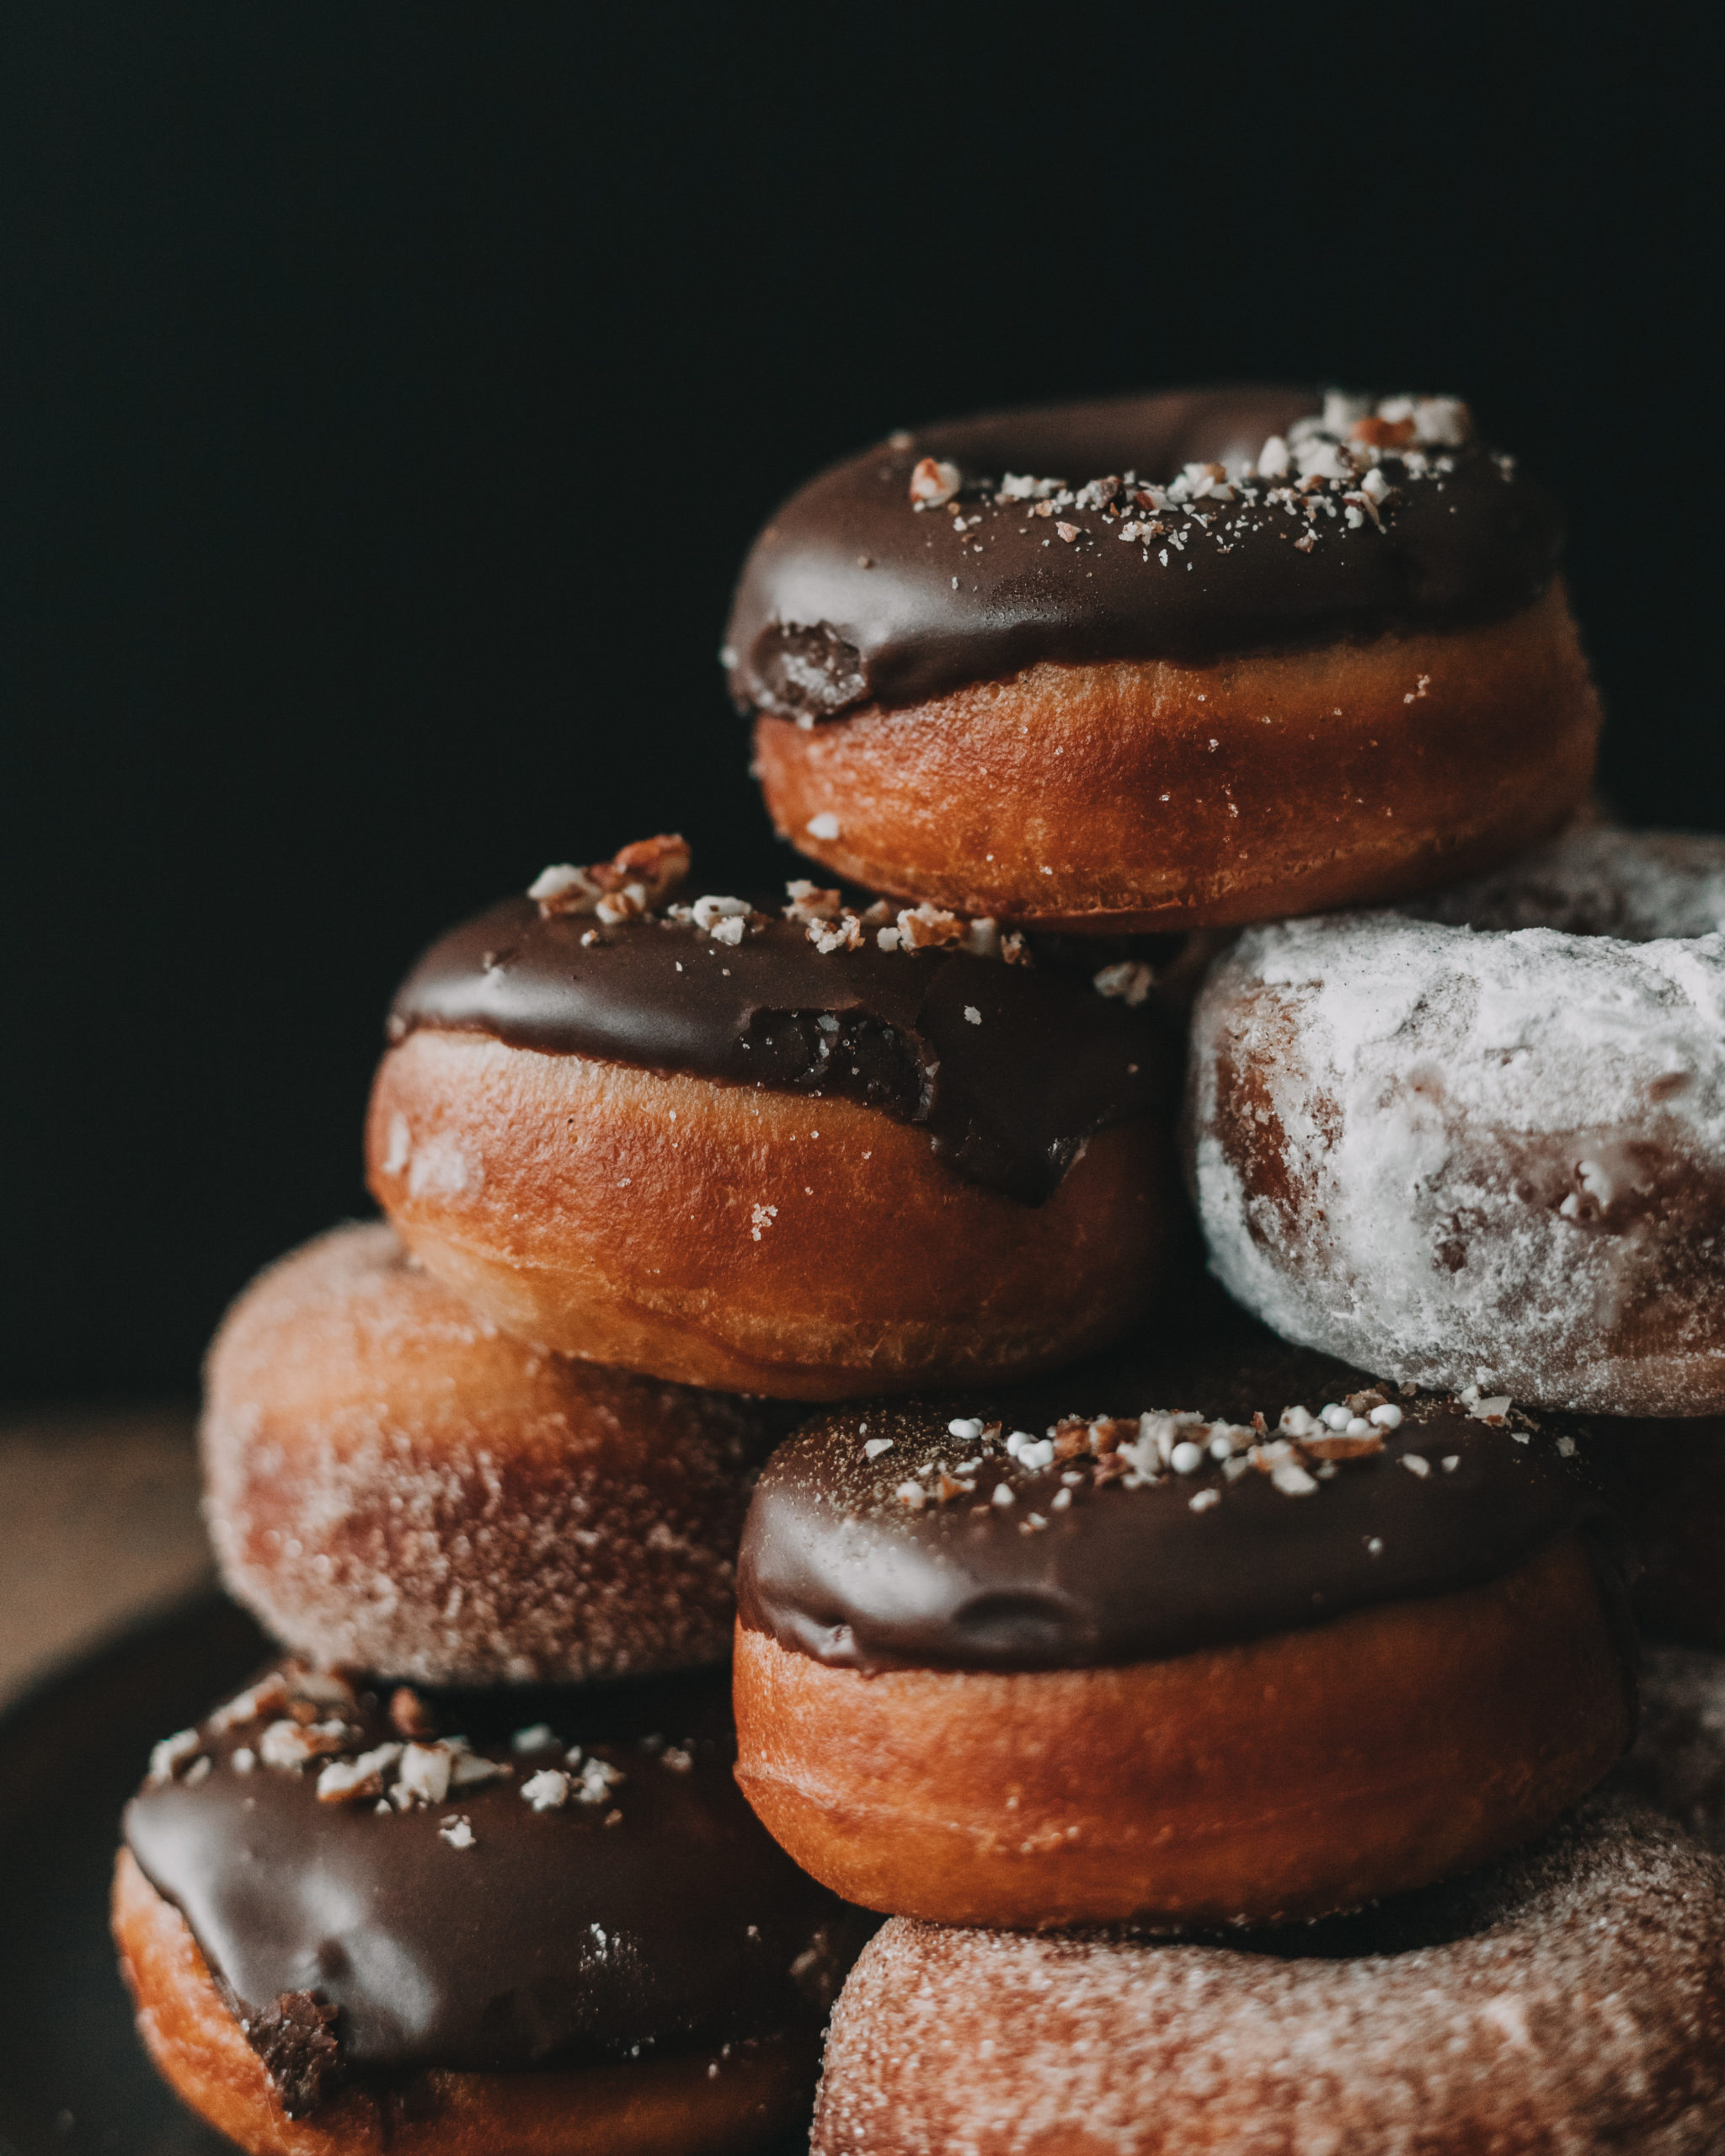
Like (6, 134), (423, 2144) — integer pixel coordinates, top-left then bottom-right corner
(115, 383), (1725, 2153)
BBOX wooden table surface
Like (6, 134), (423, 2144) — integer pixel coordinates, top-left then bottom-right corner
(0, 1402), (213, 1711)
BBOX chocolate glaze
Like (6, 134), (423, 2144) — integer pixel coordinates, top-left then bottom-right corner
(737, 1298), (1612, 1673)
(724, 387), (1563, 718)
(387, 898), (1170, 1203)
(125, 1667), (855, 2084)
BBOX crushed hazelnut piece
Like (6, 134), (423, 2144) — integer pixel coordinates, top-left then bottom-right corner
(909, 456), (960, 508)
(895, 902), (968, 950)
(1092, 959), (1154, 1006)
(528, 835), (689, 920)
(783, 879), (842, 925)
(147, 1729), (203, 1785)
(389, 1688), (435, 1740)
(316, 1743), (403, 1806)
(259, 1719), (350, 1772)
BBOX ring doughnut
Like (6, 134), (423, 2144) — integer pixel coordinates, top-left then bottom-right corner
(116, 1659), (860, 2153)
(201, 1223), (775, 1684)
(726, 387), (1600, 931)
(733, 1306), (1632, 1928)
(367, 840), (1179, 1399)
(809, 1799), (1725, 2155)
(1187, 827), (1725, 1413)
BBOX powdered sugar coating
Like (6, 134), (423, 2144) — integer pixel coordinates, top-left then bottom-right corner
(203, 1225), (772, 1682)
(1188, 830), (1725, 1414)
(1413, 827), (1725, 940)
(814, 1800), (1725, 2155)
(1615, 1644), (1725, 1854)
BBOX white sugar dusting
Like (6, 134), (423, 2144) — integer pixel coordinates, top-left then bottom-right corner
(1188, 829), (1725, 1413)
(814, 1800), (1725, 2153)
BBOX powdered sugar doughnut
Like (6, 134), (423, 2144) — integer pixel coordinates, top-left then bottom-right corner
(812, 1799), (1725, 2155)
(1187, 828), (1725, 1414)
(203, 1225), (773, 1683)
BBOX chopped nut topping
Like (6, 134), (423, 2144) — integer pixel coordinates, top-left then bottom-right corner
(573, 1755), (626, 1805)
(806, 910), (866, 954)
(147, 1728), (203, 1785)
(895, 902), (968, 950)
(207, 1674), (290, 1733)
(909, 456), (960, 508)
(1303, 1428), (1385, 1460)
(1092, 959), (1154, 1006)
(316, 1743), (402, 1805)
(259, 1718), (350, 1772)
(393, 1742), (453, 1806)
(528, 835), (689, 920)
(783, 879), (843, 925)
(282, 1664), (357, 1711)
(388, 1687), (435, 1740)
(527, 862), (601, 915)
(450, 1751), (510, 1790)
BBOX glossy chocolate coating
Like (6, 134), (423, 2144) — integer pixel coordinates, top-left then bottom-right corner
(125, 1668), (852, 2079)
(738, 1305), (1609, 1673)
(725, 387), (1562, 718)
(388, 898), (1169, 1203)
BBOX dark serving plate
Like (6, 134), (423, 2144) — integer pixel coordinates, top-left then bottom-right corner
(0, 1594), (810, 2155)
(0, 1593), (269, 2155)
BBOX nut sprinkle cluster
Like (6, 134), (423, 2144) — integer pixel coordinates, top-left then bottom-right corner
(855, 1380), (1552, 1536)
(909, 389), (1493, 565)
(141, 1662), (727, 1847)
(522, 833), (1109, 977)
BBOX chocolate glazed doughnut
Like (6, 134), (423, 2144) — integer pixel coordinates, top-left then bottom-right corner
(115, 1662), (862, 2155)
(203, 1224), (776, 1684)
(368, 842), (1181, 1399)
(728, 387), (1599, 931)
(810, 1802), (1725, 2156)
(733, 1309), (1633, 1929)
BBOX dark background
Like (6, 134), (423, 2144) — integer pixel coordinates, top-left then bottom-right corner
(0, 7), (1713, 1396)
